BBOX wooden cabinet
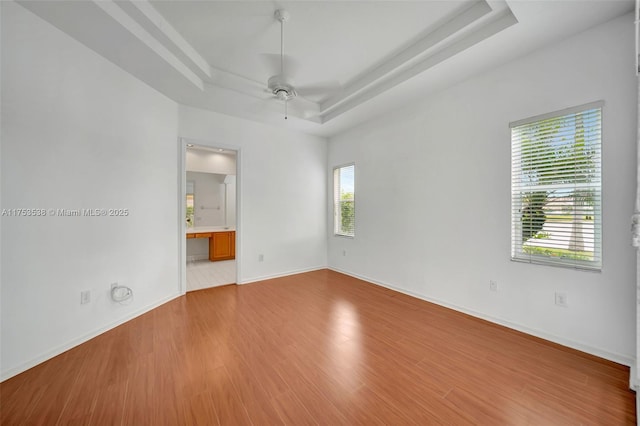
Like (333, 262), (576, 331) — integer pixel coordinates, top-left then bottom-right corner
(186, 232), (211, 239)
(209, 231), (236, 261)
(187, 230), (235, 262)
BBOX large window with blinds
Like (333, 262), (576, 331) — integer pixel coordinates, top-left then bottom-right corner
(510, 102), (602, 270)
(334, 164), (355, 237)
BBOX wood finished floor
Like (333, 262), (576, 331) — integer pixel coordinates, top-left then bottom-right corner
(1, 269), (636, 425)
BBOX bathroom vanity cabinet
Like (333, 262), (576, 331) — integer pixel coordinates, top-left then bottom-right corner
(186, 229), (235, 262)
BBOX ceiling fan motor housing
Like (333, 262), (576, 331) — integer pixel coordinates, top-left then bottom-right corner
(268, 75), (297, 101)
(274, 9), (290, 23)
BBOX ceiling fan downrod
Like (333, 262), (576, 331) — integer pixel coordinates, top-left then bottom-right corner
(275, 9), (291, 119)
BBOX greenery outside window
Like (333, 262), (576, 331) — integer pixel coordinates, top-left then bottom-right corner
(510, 102), (602, 270)
(334, 164), (355, 237)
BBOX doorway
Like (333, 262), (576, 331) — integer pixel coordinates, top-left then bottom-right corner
(179, 139), (239, 293)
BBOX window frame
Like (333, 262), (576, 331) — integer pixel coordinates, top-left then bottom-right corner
(510, 101), (603, 271)
(333, 163), (355, 238)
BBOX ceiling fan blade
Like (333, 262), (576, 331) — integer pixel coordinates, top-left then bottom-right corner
(260, 53), (300, 78)
(296, 81), (342, 98)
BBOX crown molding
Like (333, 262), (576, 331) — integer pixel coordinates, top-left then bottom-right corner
(16, 0), (517, 126)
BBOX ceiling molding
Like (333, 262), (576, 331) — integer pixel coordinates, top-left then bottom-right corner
(19, 1), (627, 136)
(112, 1), (291, 111)
(16, 0), (209, 103)
(92, 0), (204, 91)
(18, 0), (517, 125)
(319, 0), (493, 119)
(119, 0), (212, 80)
(319, 7), (519, 123)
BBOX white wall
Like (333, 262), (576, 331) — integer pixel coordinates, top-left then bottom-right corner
(0, 1), (327, 379)
(179, 106), (328, 283)
(328, 13), (637, 365)
(1, 2), (180, 379)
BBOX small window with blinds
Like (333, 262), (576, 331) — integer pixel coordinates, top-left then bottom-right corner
(510, 102), (602, 270)
(334, 164), (355, 237)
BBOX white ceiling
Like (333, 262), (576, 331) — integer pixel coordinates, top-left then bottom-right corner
(150, 1), (470, 92)
(18, 0), (634, 137)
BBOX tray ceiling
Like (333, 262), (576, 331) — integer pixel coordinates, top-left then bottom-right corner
(16, 0), (634, 137)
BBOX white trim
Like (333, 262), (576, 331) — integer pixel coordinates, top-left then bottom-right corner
(0, 293), (182, 382)
(328, 266), (635, 368)
(128, 0), (212, 79)
(239, 265), (327, 285)
(179, 137), (241, 288)
(93, 1), (203, 90)
(635, 0), (639, 75)
(178, 137), (187, 294)
(320, 5), (517, 123)
(509, 100), (604, 128)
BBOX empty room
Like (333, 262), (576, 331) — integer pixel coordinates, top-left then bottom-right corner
(1, 0), (639, 424)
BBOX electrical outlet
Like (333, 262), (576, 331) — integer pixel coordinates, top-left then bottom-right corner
(342, 249), (347, 256)
(555, 292), (568, 307)
(489, 280), (498, 292)
(80, 290), (91, 304)
(258, 254), (264, 262)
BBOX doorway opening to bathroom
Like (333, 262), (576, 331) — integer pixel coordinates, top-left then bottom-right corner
(183, 142), (238, 292)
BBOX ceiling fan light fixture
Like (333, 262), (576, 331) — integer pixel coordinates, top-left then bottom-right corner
(267, 75), (297, 101)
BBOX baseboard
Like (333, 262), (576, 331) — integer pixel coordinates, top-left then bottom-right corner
(1, 292), (182, 382)
(239, 265), (327, 284)
(329, 267), (635, 369)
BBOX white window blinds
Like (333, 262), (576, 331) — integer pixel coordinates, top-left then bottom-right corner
(510, 102), (602, 270)
(334, 164), (355, 237)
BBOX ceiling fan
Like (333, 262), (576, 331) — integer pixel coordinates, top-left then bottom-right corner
(265, 9), (339, 119)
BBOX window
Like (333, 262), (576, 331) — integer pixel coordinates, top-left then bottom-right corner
(510, 102), (602, 270)
(334, 164), (355, 237)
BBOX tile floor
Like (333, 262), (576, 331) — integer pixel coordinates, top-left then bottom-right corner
(186, 259), (236, 291)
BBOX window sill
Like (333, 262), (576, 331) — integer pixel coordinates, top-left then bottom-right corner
(510, 257), (601, 272)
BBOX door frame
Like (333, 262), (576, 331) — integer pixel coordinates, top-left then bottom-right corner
(177, 137), (242, 294)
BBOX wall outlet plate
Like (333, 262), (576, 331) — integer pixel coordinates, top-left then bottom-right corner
(489, 280), (498, 292)
(555, 291), (568, 307)
(80, 290), (90, 304)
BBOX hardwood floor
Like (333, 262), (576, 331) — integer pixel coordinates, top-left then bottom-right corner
(1, 269), (636, 425)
